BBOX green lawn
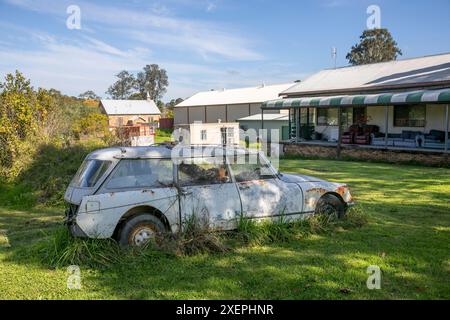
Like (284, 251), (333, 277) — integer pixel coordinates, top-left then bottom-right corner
(154, 129), (174, 144)
(0, 159), (449, 299)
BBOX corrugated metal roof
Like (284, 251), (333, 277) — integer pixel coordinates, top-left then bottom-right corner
(176, 83), (295, 107)
(100, 99), (161, 115)
(238, 113), (289, 121)
(282, 53), (450, 96)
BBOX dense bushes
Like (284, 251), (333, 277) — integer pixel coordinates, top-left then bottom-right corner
(0, 71), (113, 206)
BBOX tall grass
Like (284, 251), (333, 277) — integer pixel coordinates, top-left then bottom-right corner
(158, 213), (230, 256)
(236, 205), (368, 246)
(34, 207), (367, 268)
(36, 227), (124, 268)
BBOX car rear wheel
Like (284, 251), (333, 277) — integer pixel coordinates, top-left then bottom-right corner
(315, 194), (346, 219)
(118, 214), (166, 247)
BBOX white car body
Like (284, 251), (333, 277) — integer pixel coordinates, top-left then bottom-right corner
(64, 145), (353, 239)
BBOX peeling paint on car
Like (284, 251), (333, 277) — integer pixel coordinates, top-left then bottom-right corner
(65, 146), (354, 239)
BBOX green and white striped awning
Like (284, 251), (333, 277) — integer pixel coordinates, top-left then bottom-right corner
(262, 88), (450, 109)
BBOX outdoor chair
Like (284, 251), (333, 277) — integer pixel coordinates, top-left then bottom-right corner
(417, 130), (450, 149)
(372, 130), (422, 148)
(342, 125), (360, 144)
(355, 125), (379, 145)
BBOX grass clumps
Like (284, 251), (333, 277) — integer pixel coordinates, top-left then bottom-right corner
(37, 227), (124, 268)
(34, 207), (367, 268)
(158, 214), (230, 256)
(236, 205), (368, 246)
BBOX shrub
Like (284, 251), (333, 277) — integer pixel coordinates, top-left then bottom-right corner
(15, 140), (107, 206)
(235, 213), (296, 245)
(236, 207), (368, 245)
(37, 227), (124, 268)
(157, 213), (230, 256)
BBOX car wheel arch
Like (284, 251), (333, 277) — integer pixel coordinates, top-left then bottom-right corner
(322, 192), (346, 205)
(113, 205), (171, 239)
(315, 192), (347, 218)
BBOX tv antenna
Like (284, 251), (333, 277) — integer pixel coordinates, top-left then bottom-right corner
(332, 47), (337, 69)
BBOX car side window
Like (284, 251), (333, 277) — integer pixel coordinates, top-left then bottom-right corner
(178, 157), (231, 187)
(106, 159), (173, 189)
(229, 155), (275, 182)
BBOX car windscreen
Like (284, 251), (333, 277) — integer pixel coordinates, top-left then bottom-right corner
(71, 160), (112, 188)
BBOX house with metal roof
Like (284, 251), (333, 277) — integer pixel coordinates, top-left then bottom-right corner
(100, 98), (161, 128)
(174, 83), (294, 126)
(99, 98), (162, 146)
(261, 53), (450, 165)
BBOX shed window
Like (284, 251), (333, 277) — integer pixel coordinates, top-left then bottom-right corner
(394, 105), (426, 127)
(200, 130), (207, 141)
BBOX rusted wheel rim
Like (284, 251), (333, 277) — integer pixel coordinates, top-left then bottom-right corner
(129, 224), (156, 246)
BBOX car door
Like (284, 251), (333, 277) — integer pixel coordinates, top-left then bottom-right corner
(177, 156), (242, 230)
(228, 154), (303, 219)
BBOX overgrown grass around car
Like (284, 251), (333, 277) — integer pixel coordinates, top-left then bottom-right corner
(0, 159), (449, 299)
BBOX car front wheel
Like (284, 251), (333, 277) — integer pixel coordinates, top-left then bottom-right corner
(118, 214), (166, 247)
(315, 194), (346, 219)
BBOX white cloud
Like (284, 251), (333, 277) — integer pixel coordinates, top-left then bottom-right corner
(0, 0), (297, 101)
(3, 0), (261, 61)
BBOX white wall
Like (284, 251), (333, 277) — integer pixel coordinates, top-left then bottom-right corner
(238, 120), (288, 141)
(367, 104), (450, 134)
(189, 123), (240, 145)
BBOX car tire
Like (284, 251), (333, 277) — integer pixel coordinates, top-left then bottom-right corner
(118, 214), (167, 247)
(315, 194), (346, 219)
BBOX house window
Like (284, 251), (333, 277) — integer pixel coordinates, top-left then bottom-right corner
(394, 105), (426, 127)
(227, 127), (235, 144)
(317, 108), (338, 126)
(200, 129), (207, 141)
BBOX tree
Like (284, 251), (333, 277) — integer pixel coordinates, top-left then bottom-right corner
(346, 28), (402, 66)
(72, 113), (109, 139)
(136, 64), (169, 101)
(0, 71), (55, 170)
(163, 98), (183, 118)
(106, 70), (136, 99)
(78, 90), (100, 100)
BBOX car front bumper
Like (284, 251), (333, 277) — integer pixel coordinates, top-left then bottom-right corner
(64, 204), (87, 238)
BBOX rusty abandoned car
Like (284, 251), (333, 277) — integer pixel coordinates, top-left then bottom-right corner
(64, 145), (353, 246)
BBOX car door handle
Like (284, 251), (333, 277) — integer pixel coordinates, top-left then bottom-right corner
(180, 190), (192, 196)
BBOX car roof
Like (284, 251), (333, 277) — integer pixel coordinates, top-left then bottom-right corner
(86, 145), (260, 161)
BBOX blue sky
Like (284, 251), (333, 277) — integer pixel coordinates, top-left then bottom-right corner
(0, 0), (449, 101)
